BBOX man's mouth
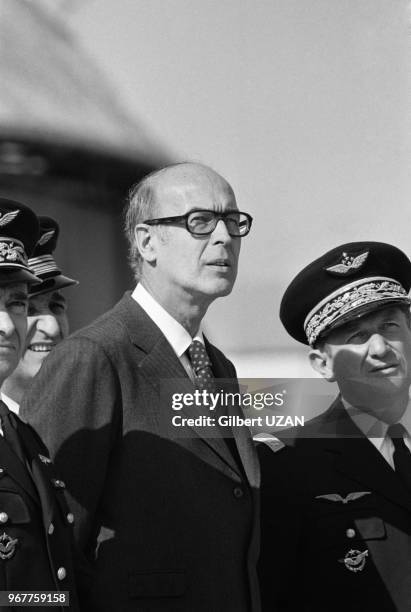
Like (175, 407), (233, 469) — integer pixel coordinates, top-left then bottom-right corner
(207, 259), (231, 267)
(27, 343), (56, 353)
(370, 363), (399, 374)
(0, 344), (14, 352)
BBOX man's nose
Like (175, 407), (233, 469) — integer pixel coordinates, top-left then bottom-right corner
(35, 314), (61, 339)
(0, 312), (15, 337)
(367, 333), (389, 358)
(210, 219), (232, 243)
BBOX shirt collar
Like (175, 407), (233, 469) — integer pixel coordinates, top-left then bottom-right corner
(131, 284), (204, 358)
(1, 392), (19, 415)
(341, 396), (411, 449)
(399, 403), (411, 439)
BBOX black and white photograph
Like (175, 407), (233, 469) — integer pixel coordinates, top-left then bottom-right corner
(0, 1), (410, 610)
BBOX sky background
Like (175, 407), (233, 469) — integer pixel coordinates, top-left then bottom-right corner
(61, 0), (411, 375)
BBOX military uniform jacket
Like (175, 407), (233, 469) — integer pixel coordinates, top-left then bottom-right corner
(0, 415), (79, 611)
(258, 398), (411, 612)
(21, 292), (261, 612)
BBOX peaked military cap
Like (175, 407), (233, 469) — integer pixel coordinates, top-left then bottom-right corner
(280, 241), (411, 346)
(29, 216), (79, 297)
(0, 198), (40, 286)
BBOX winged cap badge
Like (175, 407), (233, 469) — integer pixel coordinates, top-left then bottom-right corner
(326, 251), (369, 276)
(37, 229), (55, 246)
(315, 491), (371, 504)
(0, 210), (19, 227)
(0, 532), (18, 559)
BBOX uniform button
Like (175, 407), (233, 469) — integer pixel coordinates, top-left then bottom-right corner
(66, 513), (74, 524)
(233, 487), (244, 498)
(346, 528), (356, 539)
(0, 512), (8, 524)
(57, 567), (66, 581)
(48, 523), (54, 535)
(52, 479), (66, 489)
(0, 468), (4, 476)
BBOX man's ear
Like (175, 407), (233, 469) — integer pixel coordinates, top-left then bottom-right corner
(134, 224), (157, 264)
(309, 346), (336, 382)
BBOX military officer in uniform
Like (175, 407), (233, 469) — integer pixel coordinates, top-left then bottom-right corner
(0, 199), (78, 609)
(2, 215), (78, 409)
(258, 242), (411, 612)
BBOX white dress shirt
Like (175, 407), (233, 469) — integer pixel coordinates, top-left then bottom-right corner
(131, 284), (204, 381)
(342, 397), (411, 470)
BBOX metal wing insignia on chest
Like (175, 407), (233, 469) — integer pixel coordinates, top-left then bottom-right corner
(315, 491), (371, 504)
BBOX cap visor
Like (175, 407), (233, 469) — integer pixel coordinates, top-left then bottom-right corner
(0, 269), (41, 286)
(29, 274), (79, 297)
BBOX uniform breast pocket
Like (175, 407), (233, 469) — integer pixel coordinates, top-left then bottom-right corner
(307, 507), (386, 550)
(0, 490), (31, 524)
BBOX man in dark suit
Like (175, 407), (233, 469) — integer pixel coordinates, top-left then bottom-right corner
(21, 163), (260, 611)
(0, 199), (78, 608)
(258, 241), (411, 612)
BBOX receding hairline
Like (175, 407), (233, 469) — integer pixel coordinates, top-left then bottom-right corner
(139, 162), (234, 202)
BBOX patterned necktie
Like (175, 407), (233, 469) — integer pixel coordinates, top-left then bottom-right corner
(187, 340), (216, 392)
(387, 423), (411, 491)
(187, 341), (244, 468)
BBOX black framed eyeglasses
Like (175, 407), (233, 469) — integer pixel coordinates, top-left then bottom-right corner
(143, 209), (253, 237)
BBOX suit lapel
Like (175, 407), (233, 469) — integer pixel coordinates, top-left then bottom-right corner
(207, 340), (260, 487)
(317, 400), (411, 512)
(120, 295), (245, 481)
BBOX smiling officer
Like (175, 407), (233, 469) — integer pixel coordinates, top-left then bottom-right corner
(2, 216), (78, 409)
(259, 241), (411, 612)
(0, 199), (78, 609)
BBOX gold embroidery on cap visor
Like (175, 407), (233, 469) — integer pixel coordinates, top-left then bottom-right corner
(304, 277), (410, 346)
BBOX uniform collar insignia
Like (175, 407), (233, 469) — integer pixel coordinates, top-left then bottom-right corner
(38, 453), (52, 464)
(253, 433), (285, 453)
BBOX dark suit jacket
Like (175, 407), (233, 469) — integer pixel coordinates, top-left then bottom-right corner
(0, 415), (79, 610)
(258, 398), (411, 612)
(21, 293), (260, 612)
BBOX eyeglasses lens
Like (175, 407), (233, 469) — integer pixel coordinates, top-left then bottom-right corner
(187, 212), (249, 236)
